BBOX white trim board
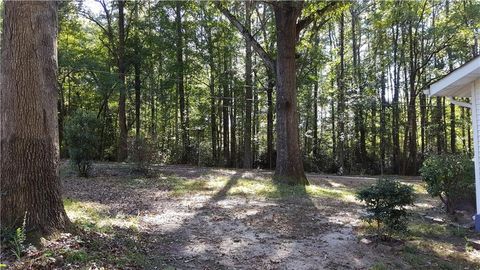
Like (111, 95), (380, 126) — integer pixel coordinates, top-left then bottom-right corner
(429, 56), (480, 97)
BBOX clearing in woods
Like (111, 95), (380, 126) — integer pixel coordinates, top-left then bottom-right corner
(6, 162), (480, 269)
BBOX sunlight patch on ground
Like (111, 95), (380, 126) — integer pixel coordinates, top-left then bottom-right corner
(142, 211), (195, 231)
(64, 198), (139, 232)
(160, 175), (357, 202)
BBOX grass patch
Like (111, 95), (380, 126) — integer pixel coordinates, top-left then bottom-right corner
(64, 249), (89, 264)
(370, 262), (388, 270)
(408, 221), (468, 240)
(64, 198), (139, 233)
(57, 199), (146, 268)
(155, 175), (356, 200)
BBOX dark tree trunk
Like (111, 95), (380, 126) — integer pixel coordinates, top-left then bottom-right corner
(223, 52), (230, 166)
(448, 55), (456, 154)
(380, 70), (386, 174)
(351, 5), (366, 170)
(391, 23), (400, 174)
(461, 106), (466, 152)
(176, 2), (188, 162)
(243, 1), (253, 169)
(0, 1), (70, 235)
(407, 24), (418, 175)
(435, 97), (445, 153)
(313, 75), (319, 157)
(117, 0), (128, 161)
(207, 28), (217, 164)
(420, 93), (426, 156)
(337, 12), (346, 175)
(272, 2), (307, 185)
(134, 56), (141, 138)
(266, 72), (275, 169)
(230, 75), (237, 167)
(467, 107), (472, 153)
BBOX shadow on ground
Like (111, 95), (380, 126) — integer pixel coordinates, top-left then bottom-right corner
(52, 162), (480, 270)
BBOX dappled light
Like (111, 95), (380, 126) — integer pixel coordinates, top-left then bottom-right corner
(2, 0), (480, 269)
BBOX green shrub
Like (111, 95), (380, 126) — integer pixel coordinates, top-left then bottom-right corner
(128, 136), (156, 173)
(0, 214), (27, 260)
(419, 154), (475, 214)
(357, 179), (415, 239)
(64, 110), (101, 177)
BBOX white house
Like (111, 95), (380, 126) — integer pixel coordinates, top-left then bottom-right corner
(427, 55), (480, 232)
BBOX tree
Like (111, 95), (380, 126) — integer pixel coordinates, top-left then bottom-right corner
(217, 1), (339, 185)
(176, 1), (190, 163)
(117, 0), (128, 161)
(243, 1), (253, 169)
(0, 1), (70, 235)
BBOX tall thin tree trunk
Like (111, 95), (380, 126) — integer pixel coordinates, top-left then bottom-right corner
(313, 74), (319, 157)
(461, 106), (466, 152)
(230, 75), (237, 167)
(337, 12), (346, 175)
(407, 24), (418, 174)
(134, 56), (141, 138)
(392, 23), (400, 174)
(227, 54), (238, 168)
(243, 1), (253, 169)
(0, 1), (70, 235)
(223, 51), (230, 166)
(176, 2), (188, 163)
(207, 29), (217, 164)
(435, 97), (444, 153)
(380, 70), (386, 175)
(117, 0), (128, 161)
(266, 72), (274, 169)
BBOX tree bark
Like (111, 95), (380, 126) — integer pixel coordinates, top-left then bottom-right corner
(207, 27), (217, 164)
(266, 72), (274, 169)
(0, 1), (70, 235)
(337, 12), (346, 175)
(313, 72), (319, 157)
(134, 55), (141, 138)
(117, 0), (128, 161)
(243, 1), (253, 169)
(176, 2), (189, 163)
(391, 23), (400, 174)
(230, 69), (237, 167)
(380, 70), (386, 174)
(272, 2), (307, 185)
(223, 51), (230, 166)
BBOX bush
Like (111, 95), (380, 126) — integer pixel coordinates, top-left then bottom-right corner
(128, 136), (156, 173)
(64, 110), (101, 177)
(357, 179), (415, 239)
(195, 141), (216, 167)
(419, 154), (475, 214)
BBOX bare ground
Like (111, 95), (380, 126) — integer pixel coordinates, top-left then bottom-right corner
(3, 162), (480, 269)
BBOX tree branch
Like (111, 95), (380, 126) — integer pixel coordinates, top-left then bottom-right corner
(215, 2), (275, 72)
(296, 1), (339, 37)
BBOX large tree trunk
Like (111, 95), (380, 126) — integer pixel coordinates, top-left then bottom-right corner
(117, 0), (128, 161)
(273, 2), (307, 185)
(0, 1), (70, 235)
(243, 1), (253, 169)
